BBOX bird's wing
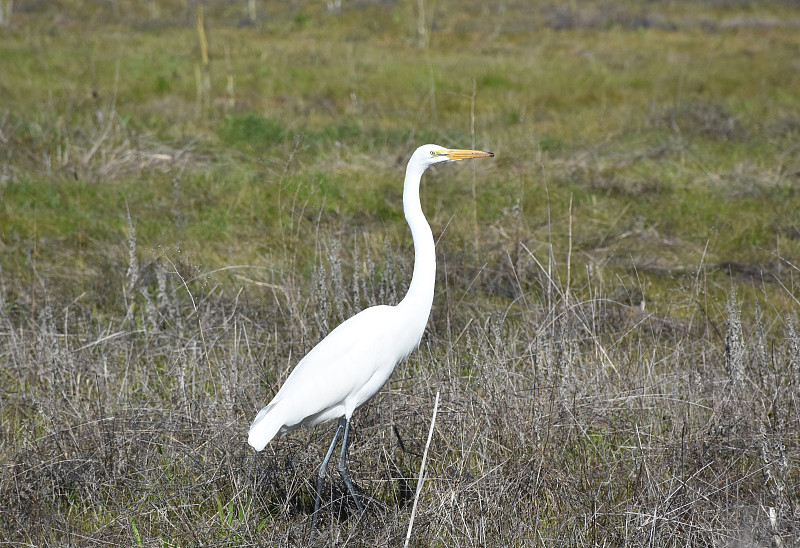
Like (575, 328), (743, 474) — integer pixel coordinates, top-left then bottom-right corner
(268, 305), (400, 428)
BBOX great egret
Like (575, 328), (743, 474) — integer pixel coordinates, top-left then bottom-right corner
(248, 144), (494, 528)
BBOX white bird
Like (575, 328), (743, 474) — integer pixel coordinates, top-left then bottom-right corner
(248, 144), (493, 527)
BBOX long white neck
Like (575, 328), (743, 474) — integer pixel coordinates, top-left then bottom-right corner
(397, 160), (435, 327)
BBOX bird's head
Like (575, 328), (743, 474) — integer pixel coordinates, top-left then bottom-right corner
(412, 144), (494, 168)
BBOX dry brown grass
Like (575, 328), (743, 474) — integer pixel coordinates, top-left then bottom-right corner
(1, 227), (798, 547)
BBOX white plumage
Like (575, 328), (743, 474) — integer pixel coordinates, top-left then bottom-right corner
(247, 144), (493, 529)
(248, 304), (417, 450)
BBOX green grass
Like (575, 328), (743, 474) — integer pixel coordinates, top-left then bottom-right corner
(1, 1), (800, 546)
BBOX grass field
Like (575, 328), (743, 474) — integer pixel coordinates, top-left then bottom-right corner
(1, 1), (800, 546)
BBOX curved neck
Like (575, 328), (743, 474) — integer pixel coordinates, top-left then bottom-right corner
(397, 161), (435, 320)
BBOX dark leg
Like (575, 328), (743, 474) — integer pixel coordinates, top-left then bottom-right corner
(336, 417), (365, 513)
(310, 419), (344, 538)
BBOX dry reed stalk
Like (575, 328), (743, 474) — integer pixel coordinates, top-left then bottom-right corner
(404, 389), (440, 548)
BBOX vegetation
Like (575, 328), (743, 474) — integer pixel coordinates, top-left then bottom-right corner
(1, 1), (799, 546)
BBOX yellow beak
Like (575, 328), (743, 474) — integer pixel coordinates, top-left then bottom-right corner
(443, 148), (494, 160)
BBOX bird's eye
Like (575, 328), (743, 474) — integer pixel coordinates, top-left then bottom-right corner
(430, 151), (436, 156)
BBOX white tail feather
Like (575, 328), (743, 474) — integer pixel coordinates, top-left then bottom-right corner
(248, 404), (283, 451)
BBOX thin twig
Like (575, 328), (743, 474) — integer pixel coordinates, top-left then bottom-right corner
(404, 389), (440, 548)
(566, 192), (573, 305)
(165, 256), (214, 383)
